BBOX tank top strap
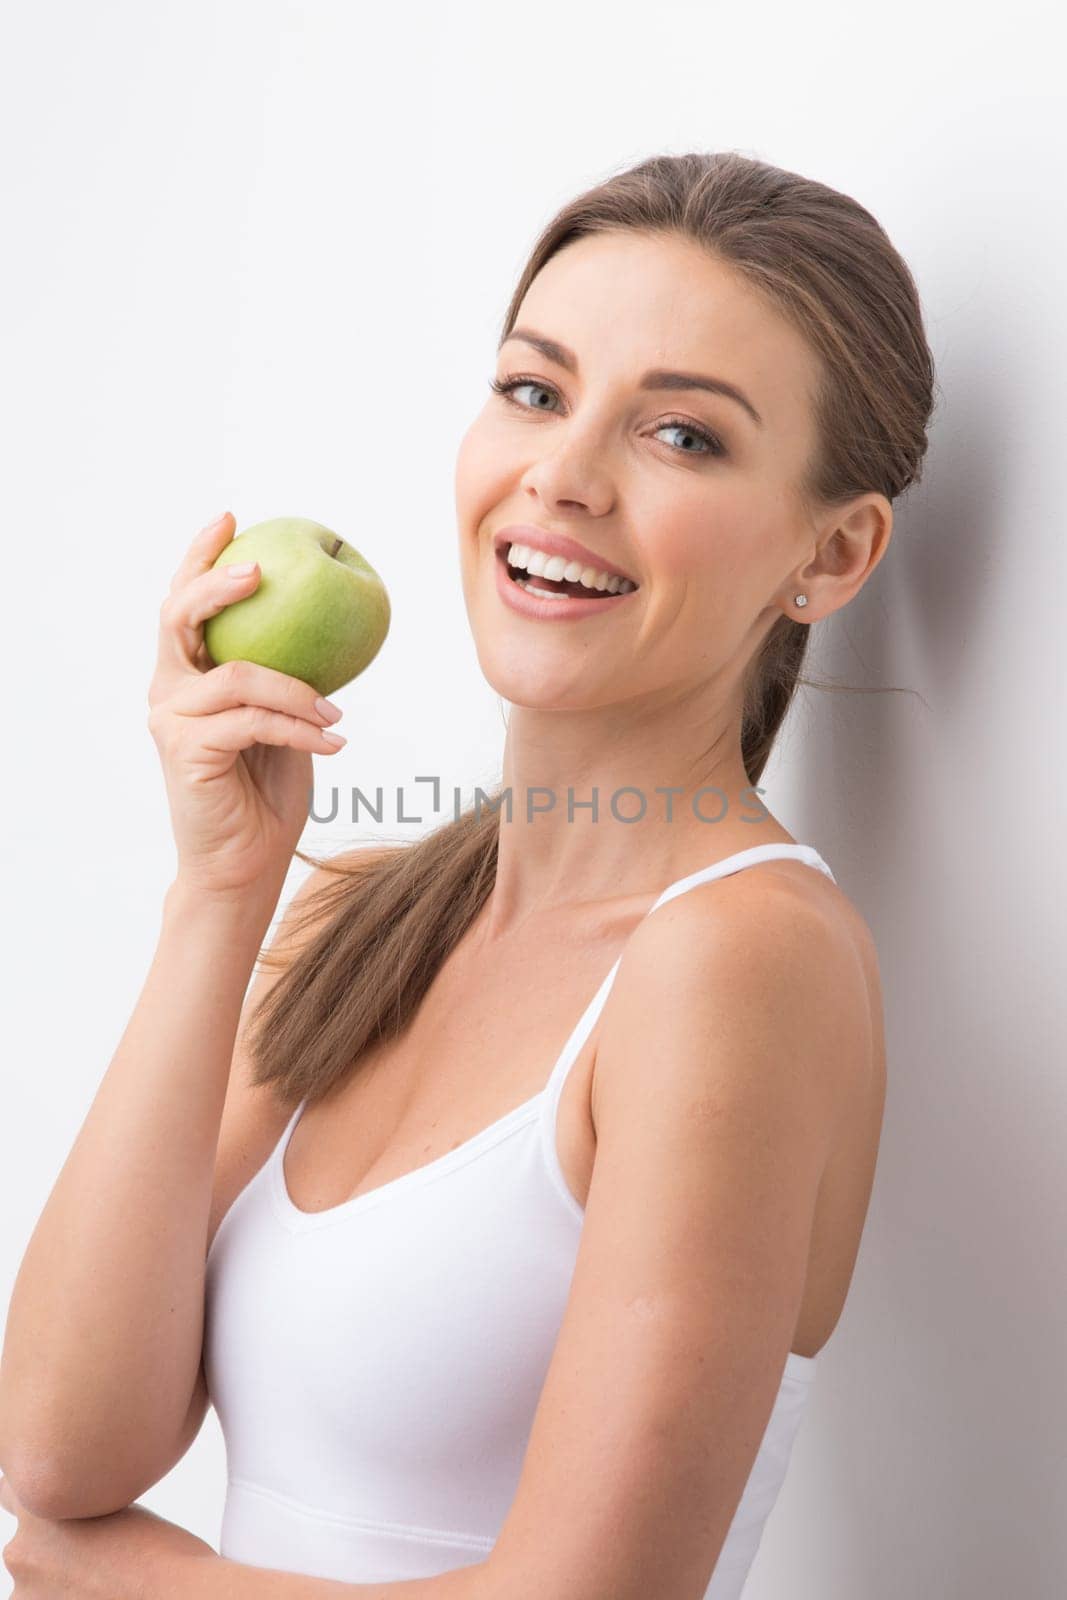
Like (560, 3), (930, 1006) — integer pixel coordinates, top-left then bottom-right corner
(542, 842), (835, 1108)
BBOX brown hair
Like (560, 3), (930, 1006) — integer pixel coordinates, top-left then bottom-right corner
(245, 149), (937, 1108)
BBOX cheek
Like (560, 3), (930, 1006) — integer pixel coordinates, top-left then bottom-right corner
(454, 412), (514, 514)
(453, 421), (507, 587)
(637, 503), (778, 646)
(631, 485), (726, 583)
(650, 482), (764, 584)
(452, 423), (481, 520)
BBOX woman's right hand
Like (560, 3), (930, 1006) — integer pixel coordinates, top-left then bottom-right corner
(147, 512), (348, 901)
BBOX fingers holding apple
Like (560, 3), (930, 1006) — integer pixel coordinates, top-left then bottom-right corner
(165, 510), (238, 598)
(202, 516), (391, 699)
(160, 658), (348, 762)
(154, 554), (264, 685)
(143, 513), (389, 900)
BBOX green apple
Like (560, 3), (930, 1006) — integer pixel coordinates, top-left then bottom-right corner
(203, 516), (390, 698)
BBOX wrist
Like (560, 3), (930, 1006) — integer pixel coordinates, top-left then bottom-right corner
(162, 877), (281, 943)
(148, 1541), (226, 1600)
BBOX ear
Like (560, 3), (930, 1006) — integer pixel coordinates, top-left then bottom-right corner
(796, 492), (894, 616)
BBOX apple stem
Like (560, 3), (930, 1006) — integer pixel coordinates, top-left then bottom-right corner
(328, 537), (343, 558)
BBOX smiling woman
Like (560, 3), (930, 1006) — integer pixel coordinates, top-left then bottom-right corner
(0, 148), (934, 1600)
(195, 150), (931, 1595)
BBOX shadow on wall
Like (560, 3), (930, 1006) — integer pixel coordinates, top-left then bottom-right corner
(767, 352), (1066, 1598)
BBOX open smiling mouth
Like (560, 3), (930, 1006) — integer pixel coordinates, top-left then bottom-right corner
(497, 546), (639, 603)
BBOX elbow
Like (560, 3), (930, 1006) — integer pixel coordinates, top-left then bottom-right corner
(0, 1451), (135, 1522)
(0, 1452), (72, 1520)
(0, 1398), (70, 1518)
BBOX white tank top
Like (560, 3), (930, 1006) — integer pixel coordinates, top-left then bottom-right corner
(204, 842), (836, 1594)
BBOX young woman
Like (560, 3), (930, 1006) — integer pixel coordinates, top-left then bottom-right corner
(0, 151), (934, 1598)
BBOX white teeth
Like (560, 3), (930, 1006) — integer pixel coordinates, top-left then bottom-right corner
(514, 579), (575, 601)
(506, 542), (637, 594)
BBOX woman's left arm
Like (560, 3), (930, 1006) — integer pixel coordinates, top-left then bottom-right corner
(468, 881), (860, 1600)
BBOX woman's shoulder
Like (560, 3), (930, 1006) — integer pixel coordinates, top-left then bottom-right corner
(657, 848), (879, 991)
(607, 852), (880, 1116)
(625, 849), (866, 982)
(637, 843), (859, 932)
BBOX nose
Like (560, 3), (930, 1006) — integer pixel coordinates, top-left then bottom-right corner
(519, 452), (614, 520)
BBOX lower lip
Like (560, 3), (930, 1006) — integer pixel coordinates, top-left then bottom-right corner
(493, 549), (637, 622)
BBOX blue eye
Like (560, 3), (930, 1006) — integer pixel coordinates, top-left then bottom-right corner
(488, 374), (728, 459)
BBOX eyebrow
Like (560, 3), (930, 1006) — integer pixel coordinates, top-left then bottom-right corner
(498, 326), (764, 428)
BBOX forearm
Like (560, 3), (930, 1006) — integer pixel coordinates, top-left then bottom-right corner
(191, 1551), (495, 1599)
(0, 879), (278, 1494)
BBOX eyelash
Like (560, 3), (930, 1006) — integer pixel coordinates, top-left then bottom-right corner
(488, 374), (728, 460)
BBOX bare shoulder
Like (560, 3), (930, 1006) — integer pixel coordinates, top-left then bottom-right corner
(592, 856), (879, 1152)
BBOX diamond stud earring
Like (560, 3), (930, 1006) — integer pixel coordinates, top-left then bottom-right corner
(793, 594), (809, 608)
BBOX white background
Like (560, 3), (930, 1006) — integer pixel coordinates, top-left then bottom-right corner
(1, 3), (1064, 1596)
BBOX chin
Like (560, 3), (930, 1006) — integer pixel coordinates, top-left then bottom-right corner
(474, 640), (615, 713)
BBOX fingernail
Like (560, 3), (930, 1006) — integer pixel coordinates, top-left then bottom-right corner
(204, 511), (230, 532)
(314, 697), (343, 723)
(226, 561), (257, 578)
(321, 730), (346, 746)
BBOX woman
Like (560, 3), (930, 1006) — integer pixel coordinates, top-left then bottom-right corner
(0, 151), (934, 1597)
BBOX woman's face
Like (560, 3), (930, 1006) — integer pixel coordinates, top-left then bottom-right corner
(455, 230), (827, 713)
